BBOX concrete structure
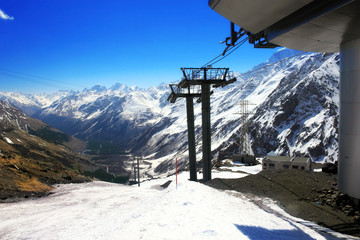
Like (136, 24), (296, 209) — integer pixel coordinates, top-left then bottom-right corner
(338, 38), (360, 198)
(209, 0), (360, 199)
(262, 156), (311, 171)
(208, 0), (360, 52)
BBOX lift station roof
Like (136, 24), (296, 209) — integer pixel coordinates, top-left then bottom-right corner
(209, 0), (360, 53)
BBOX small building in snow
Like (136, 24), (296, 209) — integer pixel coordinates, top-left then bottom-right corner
(262, 156), (311, 171)
(218, 151), (257, 166)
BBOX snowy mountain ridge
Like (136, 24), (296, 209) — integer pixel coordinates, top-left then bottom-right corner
(0, 49), (340, 176)
(248, 53), (339, 162)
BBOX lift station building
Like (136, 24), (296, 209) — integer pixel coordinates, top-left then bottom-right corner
(208, 0), (360, 199)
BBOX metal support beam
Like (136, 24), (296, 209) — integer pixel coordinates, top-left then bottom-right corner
(201, 84), (212, 182)
(186, 96), (197, 181)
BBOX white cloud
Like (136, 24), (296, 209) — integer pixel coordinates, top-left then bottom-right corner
(0, 9), (14, 20)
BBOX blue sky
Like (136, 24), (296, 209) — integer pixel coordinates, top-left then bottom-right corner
(0, 1), (277, 94)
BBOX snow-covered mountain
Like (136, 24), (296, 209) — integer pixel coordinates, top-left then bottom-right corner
(129, 50), (339, 174)
(218, 52), (339, 162)
(1, 48), (340, 176)
(0, 90), (75, 115)
(0, 99), (89, 158)
(28, 84), (171, 154)
(250, 53), (339, 162)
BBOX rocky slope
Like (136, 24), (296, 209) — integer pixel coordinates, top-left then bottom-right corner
(206, 169), (360, 237)
(218, 52), (339, 162)
(0, 48), (340, 177)
(249, 53), (339, 161)
(0, 100), (96, 200)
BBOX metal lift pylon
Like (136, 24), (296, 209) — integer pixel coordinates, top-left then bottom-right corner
(168, 84), (200, 181)
(168, 67), (236, 182)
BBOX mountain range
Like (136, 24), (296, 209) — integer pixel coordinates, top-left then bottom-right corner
(0, 48), (340, 178)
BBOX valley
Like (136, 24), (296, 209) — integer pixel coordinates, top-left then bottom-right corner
(0, 48), (341, 193)
(1, 1), (358, 238)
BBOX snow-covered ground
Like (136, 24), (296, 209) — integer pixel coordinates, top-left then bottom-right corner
(0, 167), (357, 240)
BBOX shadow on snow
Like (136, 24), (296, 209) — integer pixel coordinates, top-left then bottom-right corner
(234, 224), (317, 240)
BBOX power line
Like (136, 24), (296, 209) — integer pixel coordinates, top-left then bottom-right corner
(200, 31), (309, 78)
(200, 36), (249, 68)
(0, 70), (72, 91)
(201, 51), (225, 69)
(0, 67), (87, 89)
(210, 37), (249, 66)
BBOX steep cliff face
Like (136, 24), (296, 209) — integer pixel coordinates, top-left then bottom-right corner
(248, 53), (339, 162)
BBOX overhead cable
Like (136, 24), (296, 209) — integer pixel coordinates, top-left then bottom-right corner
(200, 36), (249, 68)
(0, 67), (86, 89)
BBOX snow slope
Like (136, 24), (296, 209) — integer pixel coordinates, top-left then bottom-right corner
(0, 169), (354, 240)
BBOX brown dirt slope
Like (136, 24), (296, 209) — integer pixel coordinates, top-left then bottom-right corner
(206, 169), (360, 238)
(0, 101), (97, 202)
(0, 130), (96, 202)
(0, 153), (90, 202)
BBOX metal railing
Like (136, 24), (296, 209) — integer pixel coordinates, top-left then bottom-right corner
(181, 67), (234, 81)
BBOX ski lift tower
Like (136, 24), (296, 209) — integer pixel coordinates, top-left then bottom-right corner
(168, 67), (236, 182)
(168, 84), (201, 181)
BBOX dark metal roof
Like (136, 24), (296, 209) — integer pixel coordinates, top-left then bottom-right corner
(265, 156), (310, 163)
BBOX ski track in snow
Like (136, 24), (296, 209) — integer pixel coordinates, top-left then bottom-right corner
(0, 168), (355, 240)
